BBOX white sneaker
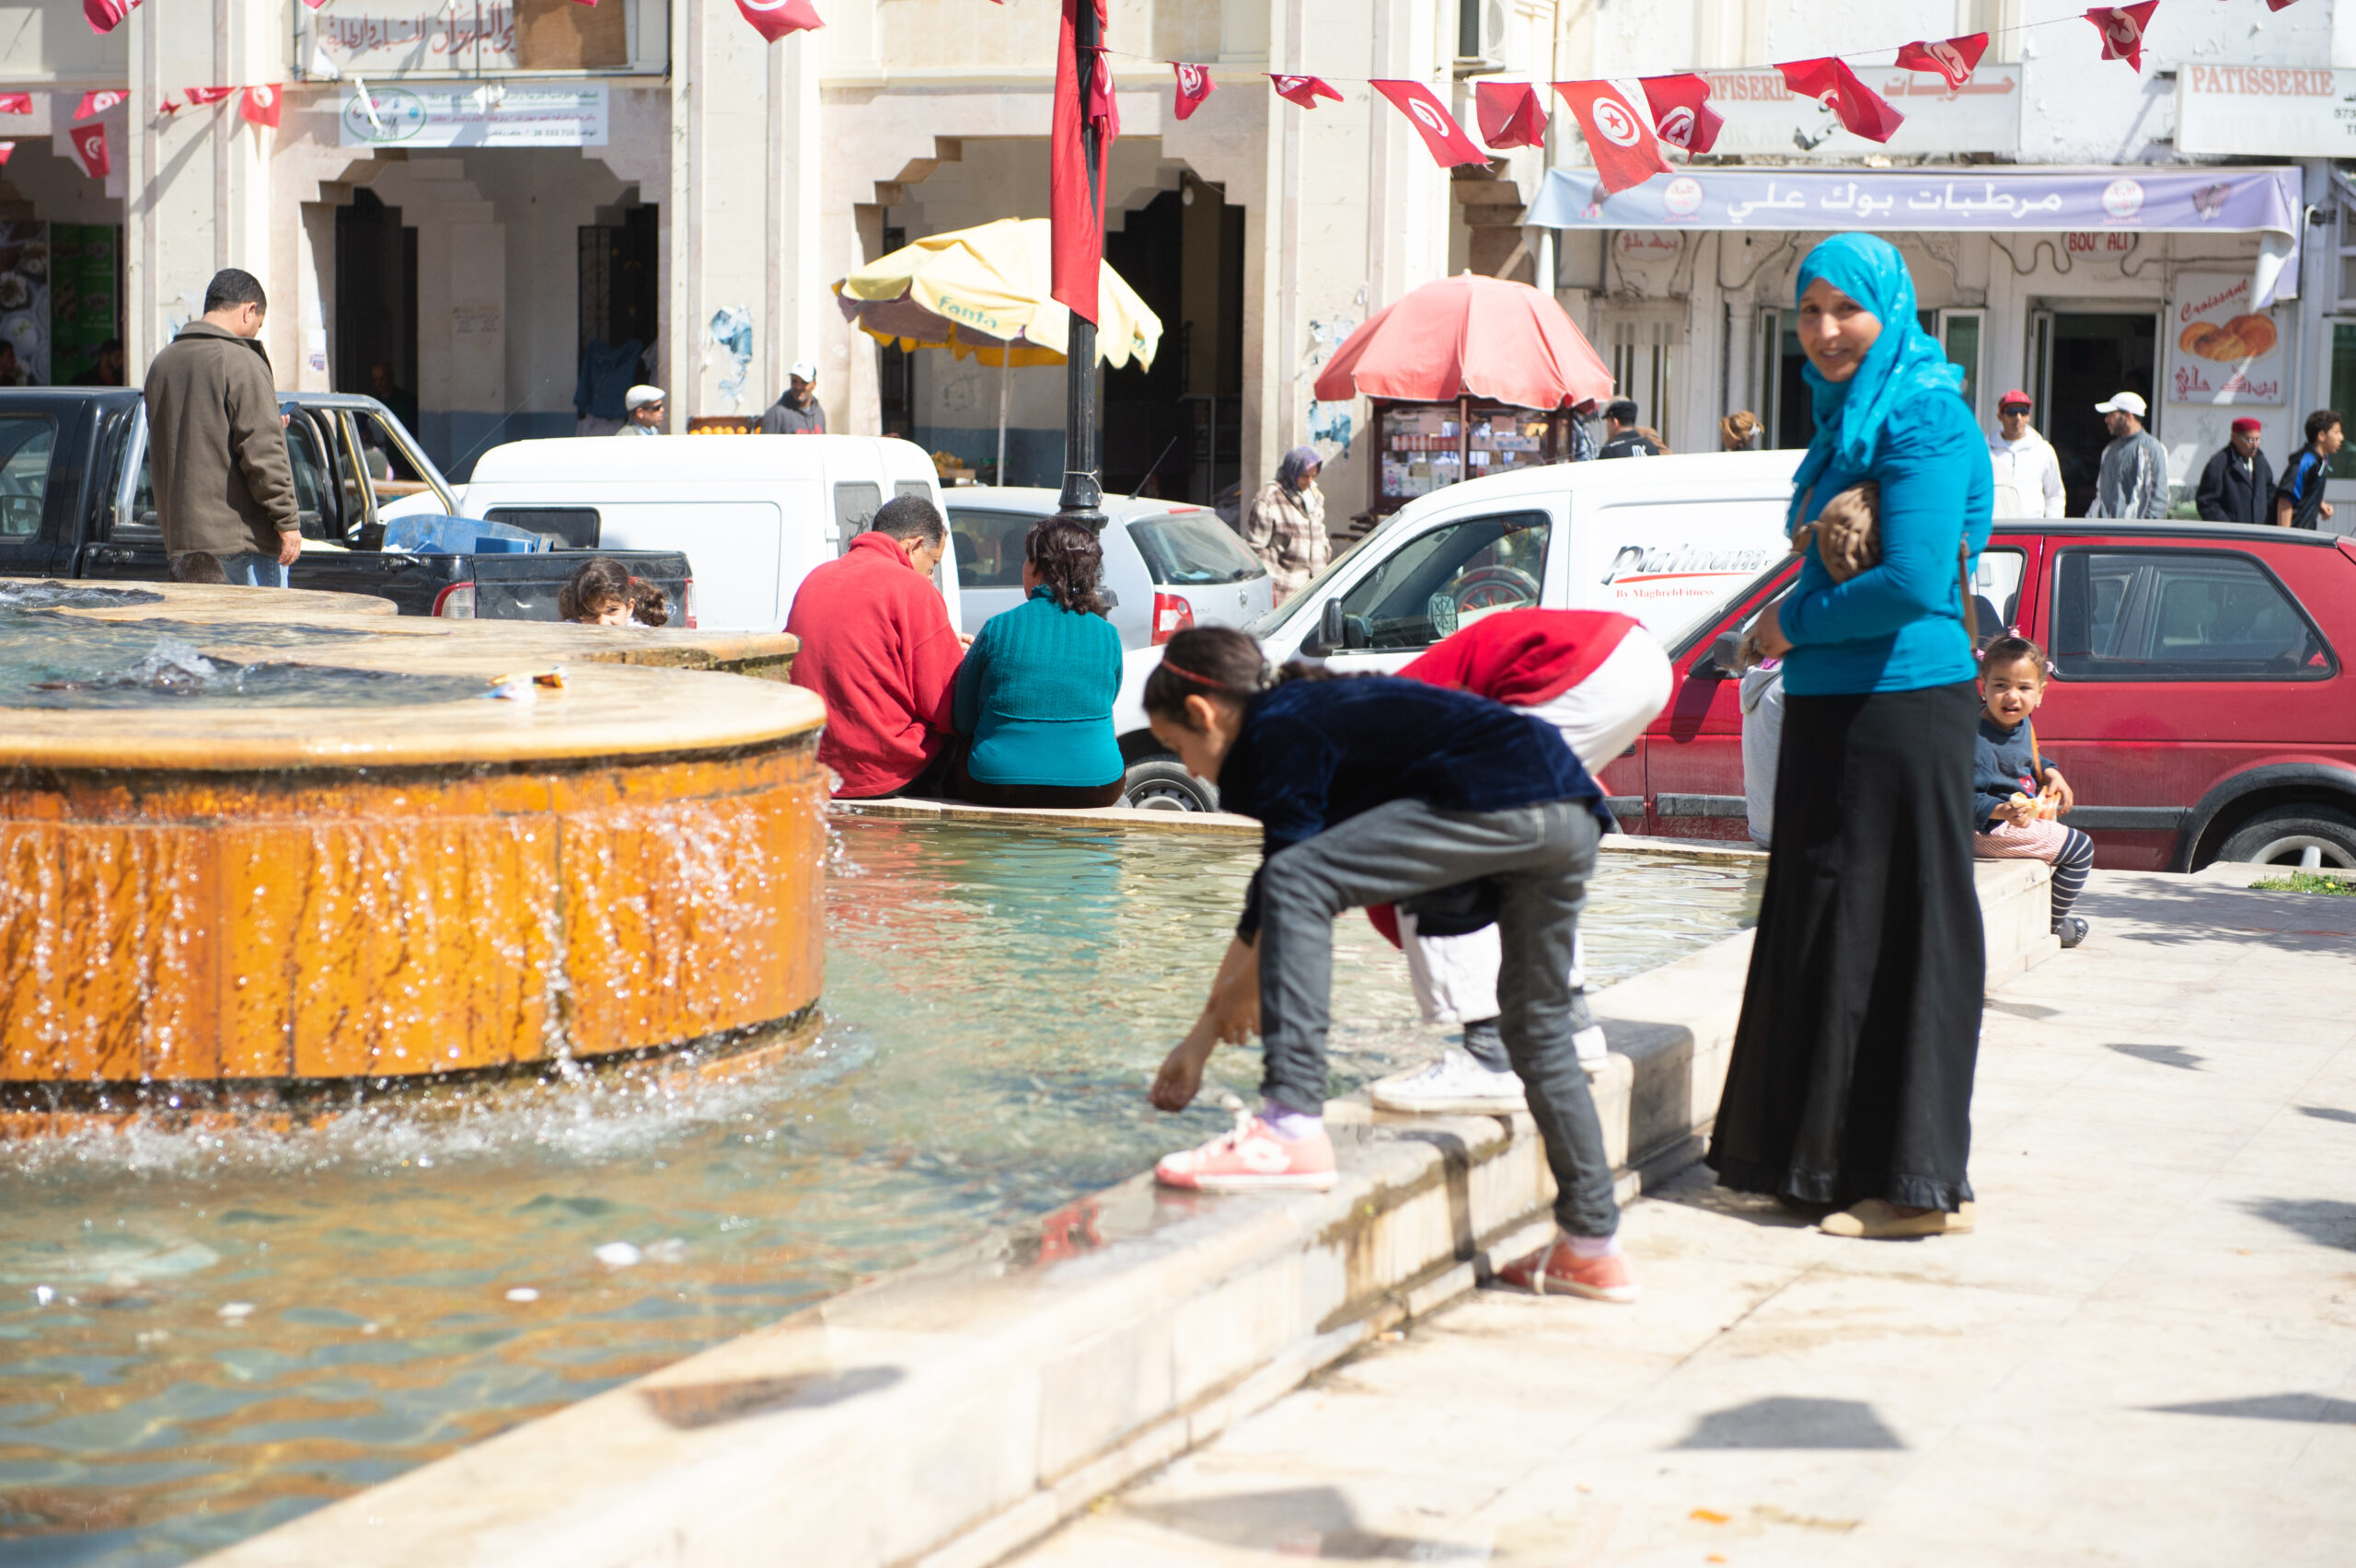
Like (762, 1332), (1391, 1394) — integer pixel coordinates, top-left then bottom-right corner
(1370, 1048), (1528, 1114)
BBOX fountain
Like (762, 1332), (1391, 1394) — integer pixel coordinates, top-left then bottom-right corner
(0, 582), (828, 1131)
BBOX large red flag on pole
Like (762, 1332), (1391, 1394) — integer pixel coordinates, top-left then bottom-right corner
(1051, 0), (1116, 324)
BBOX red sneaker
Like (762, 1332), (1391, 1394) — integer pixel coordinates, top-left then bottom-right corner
(1496, 1236), (1639, 1303)
(1155, 1112), (1337, 1193)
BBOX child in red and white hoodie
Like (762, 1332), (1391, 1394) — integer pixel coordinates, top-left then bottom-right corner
(1368, 609), (1673, 1115)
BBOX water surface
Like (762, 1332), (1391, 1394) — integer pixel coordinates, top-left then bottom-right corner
(0, 818), (1759, 1564)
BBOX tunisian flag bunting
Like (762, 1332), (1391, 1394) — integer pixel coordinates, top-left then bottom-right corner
(733, 0), (825, 42)
(1895, 34), (1989, 90)
(185, 86), (236, 105)
(1640, 74), (1723, 155)
(0, 144), (15, 167)
(68, 121), (108, 179)
(1553, 80), (1673, 193)
(1172, 63), (1214, 121)
(75, 91), (127, 121)
(241, 86), (282, 128)
(1051, 0), (1119, 324)
(1473, 81), (1547, 149)
(0, 95), (33, 115)
(83, 0), (138, 34)
(1269, 75), (1344, 110)
(1777, 57), (1905, 144)
(1370, 80), (1488, 167)
(2085, 4), (2159, 71)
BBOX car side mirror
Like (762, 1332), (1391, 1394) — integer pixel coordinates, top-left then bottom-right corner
(1702, 628), (1745, 677)
(1319, 598), (1346, 652)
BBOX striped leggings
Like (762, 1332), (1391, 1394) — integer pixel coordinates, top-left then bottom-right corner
(1976, 818), (2096, 929)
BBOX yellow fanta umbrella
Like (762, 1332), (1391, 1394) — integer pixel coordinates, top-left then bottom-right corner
(835, 218), (1161, 480)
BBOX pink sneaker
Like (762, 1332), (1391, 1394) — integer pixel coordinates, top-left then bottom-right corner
(1496, 1236), (1639, 1303)
(1155, 1112), (1337, 1193)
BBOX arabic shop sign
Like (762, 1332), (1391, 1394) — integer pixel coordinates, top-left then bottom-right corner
(338, 84), (607, 146)
(2177, 64), (2356, 157)
(306, 6), (519, 75)
(2166, 271), (2284, 407)
(1697, 63), (2020, 156)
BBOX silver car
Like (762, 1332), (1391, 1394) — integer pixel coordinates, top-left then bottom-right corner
(947, 488), (1272, 651)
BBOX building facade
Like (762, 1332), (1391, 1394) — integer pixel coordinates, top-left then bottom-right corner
(1, 0), (2352, 514)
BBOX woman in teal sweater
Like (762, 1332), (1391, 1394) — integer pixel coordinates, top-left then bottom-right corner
(951, 518), (1126, 808)
(1707, 234), (1994, 1241)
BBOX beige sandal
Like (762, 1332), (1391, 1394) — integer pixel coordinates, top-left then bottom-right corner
(1819, 1199), (1976, 1239)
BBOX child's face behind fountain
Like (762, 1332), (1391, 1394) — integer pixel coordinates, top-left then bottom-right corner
(1980, 656), (2045, 728)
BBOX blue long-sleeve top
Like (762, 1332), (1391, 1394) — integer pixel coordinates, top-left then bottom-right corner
(1780, 392), (1994, 696)
(1216, 675), (1607, 940)
(952, 587), (1124, 787)
(1971, 715), (2060, 833)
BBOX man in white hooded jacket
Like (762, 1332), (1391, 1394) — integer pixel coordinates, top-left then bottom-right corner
(1987, 389), (2064, 518)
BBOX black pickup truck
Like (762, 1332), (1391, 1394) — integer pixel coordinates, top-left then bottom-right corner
(0, 388), (692, 620)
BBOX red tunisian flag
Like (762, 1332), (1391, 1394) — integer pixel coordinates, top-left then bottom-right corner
(68, 121), (109, 179)
(1777, 57), (1905, 144)
(1895, 34), (1990, 90)
(0, 144), (15, 167)
(83, 0), (139, 34)
(1269, 75), (1344, 110)
(1370, 80), (1488, 168)
(733, 0), (824, 42)
(1640, 75), (1723, 155)
(75, 90), (127, 121)
(1553, 80), (1672, 193)
(1172, 63), (1215, 121)
(0, 95), (33, 115)
(240, 86), (282, 128)
(1473, 81), (1547, 149)
(1051, 0), (1119, 325)
(185, 86), (236, 105)
(2085, 4), (2159, 71)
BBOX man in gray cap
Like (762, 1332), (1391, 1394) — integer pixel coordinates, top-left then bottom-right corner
(760, 360), (827, 434)
(616, 386), (664, 433)
(2089, 391), (2169, 519)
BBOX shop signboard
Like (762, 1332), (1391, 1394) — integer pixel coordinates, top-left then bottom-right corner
(2166, 271), (2284, 408)
(2177, 65), (2351, 157)
(313, 5), (520, 75)
(339, 85), (608, 147)
(1695, 63), (2022, 157)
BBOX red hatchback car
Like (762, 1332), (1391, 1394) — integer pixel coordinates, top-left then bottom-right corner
(1604, 522), (2356, 872)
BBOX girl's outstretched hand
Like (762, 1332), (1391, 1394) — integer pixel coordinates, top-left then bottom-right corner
(1151, 1021), (1216, 1112)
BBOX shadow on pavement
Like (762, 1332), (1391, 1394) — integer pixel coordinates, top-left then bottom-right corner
(1672, 1397), (1906, 1450)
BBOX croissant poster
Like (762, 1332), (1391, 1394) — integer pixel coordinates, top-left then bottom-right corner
(2167, 271), (2283, 407)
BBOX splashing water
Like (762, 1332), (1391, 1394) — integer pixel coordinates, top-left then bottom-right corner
(0, 819), (1760, 1564)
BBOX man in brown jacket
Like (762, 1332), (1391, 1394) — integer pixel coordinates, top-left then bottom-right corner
(142, 269), (302, 586)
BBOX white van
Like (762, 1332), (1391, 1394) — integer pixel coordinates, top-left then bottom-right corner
(448, 434), (957, 632)
(1112, 451), (1804, 809)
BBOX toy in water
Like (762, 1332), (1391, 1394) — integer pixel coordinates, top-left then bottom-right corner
(483, 667), (569, 703)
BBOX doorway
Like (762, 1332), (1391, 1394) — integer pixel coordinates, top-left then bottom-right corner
(2034, 311), (2157, 517)
(335, 190), (418, 423)
(1102, 177), (1244, 504)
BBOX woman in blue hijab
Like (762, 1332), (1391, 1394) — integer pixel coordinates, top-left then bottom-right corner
(1706, 235), (1995, 1241)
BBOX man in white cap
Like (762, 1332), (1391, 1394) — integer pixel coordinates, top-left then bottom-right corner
(760, 360), (826, 435)
(617, 386), (664, 434)
(2089, 391), (2168, 519)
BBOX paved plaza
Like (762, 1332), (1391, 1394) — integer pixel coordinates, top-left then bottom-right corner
(1014, 869), (2356, 1566)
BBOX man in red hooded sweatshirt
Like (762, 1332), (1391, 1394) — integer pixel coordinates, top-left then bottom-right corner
(786, 495), (965, 798)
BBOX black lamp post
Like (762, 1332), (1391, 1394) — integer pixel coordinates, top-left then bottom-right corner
(1054, 0), (1106, 531)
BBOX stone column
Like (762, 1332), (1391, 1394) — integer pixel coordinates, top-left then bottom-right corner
(768, 32), (823, 421)
(667, 0), (780, 424)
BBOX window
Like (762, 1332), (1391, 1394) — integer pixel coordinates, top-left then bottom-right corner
(1943, 311), (1982, 415)
(834, 482), (883, 553)
(1128, 510), (1262, 586)
(485, 507), (599, 548)
(1326, 511), (1551, 651)
(284, 411), (340, 537)
(2051, 548), (2332, 680)
(0, 416), (54, 539)
(1968, 548), (2027, 648)
(2329, 324), (2356, 481)
(894, 480), (931, 502)
(352, 410), (444, 510)
(946, 508), (1032, 587)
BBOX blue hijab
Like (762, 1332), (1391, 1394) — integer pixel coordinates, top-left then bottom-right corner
(1786, 235), (1964, 530)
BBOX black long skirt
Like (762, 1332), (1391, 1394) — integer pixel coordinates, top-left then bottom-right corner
(1707, 681), (1985, 1213)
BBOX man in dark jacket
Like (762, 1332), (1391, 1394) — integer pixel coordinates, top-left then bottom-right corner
(2194, 418), (2274, 525)
(2274, 409), (2342, 530)
(1597, 399), (1661, 459)
(141, 268), (300, 586)
(759, 360), (827, 434)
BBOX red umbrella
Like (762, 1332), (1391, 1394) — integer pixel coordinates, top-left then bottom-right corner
(1311, 272), (1614, 409)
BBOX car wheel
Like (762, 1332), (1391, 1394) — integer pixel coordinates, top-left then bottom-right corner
(2215, 804), (2356, 870)
(1123, 757), (1217, 813)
